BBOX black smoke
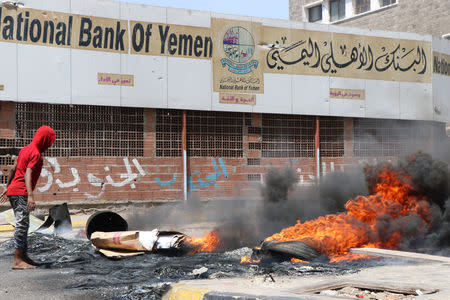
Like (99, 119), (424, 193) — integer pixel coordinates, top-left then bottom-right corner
(125, 150), (449, 256)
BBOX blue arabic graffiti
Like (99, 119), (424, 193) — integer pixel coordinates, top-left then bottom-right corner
(188, 158), (229, 191)
(155, 173), (177, 188)
(154, 158), (229, 192)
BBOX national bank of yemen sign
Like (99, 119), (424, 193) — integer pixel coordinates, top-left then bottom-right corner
(221, 27), (258, 75)
(212, 19), (264, 94)
(0, 5), (433, 86)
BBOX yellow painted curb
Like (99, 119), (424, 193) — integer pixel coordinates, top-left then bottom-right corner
(0, 224), (14, 232)
(0, 221), (85, 232)
(72, 221), (86, 228)
(162, 284), (211, 300)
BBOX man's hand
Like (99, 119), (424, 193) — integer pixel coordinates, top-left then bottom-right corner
(27, 195), (36, 211)
(0, 190), (7, 203)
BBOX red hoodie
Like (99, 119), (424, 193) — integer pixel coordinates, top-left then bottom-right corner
(7, 125), (56, 196)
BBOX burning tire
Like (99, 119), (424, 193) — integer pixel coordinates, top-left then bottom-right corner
(262, 241), (319, 261)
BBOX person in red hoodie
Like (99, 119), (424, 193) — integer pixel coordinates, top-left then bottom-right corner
(0, 125), (56, 269)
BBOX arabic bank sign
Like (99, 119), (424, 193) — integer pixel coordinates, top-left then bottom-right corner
(0, 5), (432, 85)
(262, 27), (432, 84)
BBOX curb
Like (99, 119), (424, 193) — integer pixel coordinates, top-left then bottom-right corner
(162, 284), (211, 300)
(0, 224), (14, 232)
(0, 221), (86, 233)
(162, 284), (310, 300)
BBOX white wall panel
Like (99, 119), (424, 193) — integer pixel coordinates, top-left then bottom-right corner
(252, 73), (291, 114)
(167, 8), (211, 27)
(365, 80), (400, 119)
(292, 75), (330, 116)
(329, 77), (365, 117)
(211, 13), (252, 22)
(167, 57), (211, 110)
(432, 75), (450, 123)
(26, 0), (71, 12)
(252, 17), (291, 28)
(0, 43), (18, 101)
(70, 0), (120, 18)
(120, 2), (166, 23)
(432, 37), (450, 123)
(399, 82), (433, 120)
(18, 44), (70, 104)
(120, 54), (167, 108)
(71, 50), (120, 106)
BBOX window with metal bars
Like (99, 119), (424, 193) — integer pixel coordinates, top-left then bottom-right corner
(155, 109), (182, 157)
(320, 117), (344, 157)
(187, 110), (244, 157)
(12, 102), (144, 157)
(353, 118), (435, 157)
(261, 114), (315, 158)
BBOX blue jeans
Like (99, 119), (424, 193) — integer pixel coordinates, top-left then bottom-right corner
(9, 195), (29, 250)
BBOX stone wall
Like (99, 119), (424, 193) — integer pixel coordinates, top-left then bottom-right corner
(290, 0), (450, 37)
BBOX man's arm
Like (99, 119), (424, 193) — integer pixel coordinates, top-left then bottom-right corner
(0, 160), (17, 203)
(25, 167), (35, 211)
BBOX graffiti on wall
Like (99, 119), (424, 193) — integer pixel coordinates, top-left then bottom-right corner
(34, 157), (229, 199)
(188, 158), (229, 191)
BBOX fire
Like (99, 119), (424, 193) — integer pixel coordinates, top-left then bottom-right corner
(290, 258), (309, 263)
(185, 231), (222, 254)
(240, 256), (261, 264)
(264, 167), (432, 262)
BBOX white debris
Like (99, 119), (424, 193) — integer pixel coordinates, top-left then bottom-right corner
(191, 267), (208, 276)
(138, 229), (159, 251)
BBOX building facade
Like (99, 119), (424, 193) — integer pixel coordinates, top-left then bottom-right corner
(290, 0), (450, 38)
(0, 0), (449, 204)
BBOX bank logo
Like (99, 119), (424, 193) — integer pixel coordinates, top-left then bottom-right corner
(221, 27), (258, 74)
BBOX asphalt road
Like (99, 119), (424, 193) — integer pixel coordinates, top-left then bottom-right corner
(0, 256), (108, 300)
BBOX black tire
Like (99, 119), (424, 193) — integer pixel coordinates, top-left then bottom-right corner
(262, 241), (319, 261)
(85, 211), (128, 240)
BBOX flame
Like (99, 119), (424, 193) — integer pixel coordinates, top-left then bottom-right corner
(290, 258), (309, 263)
(240, 256), (261, 264)
(185, 231), (222, 254)
(264, 167), (432, 262)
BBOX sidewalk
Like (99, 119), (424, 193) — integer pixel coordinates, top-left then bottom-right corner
(163, 261), (450, 299)
(0, 213), (89, 243)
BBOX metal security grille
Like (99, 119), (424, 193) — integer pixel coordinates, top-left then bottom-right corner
(155, 109), (182, 157)
(353, 118), (433, 157)
(247, 158), (261, 165)
(261, 114), (315, 158)
(320, 117), (344, 157)
(187, 111), (244, 157)
(14, 103), (144, 157)
(248, 174), (262, 181)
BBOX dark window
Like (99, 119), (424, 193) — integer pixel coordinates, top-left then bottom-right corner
(353, 118), (438, 157)
(186, 110), (244, 157)
(308, 5), (323, 22)
(155, 109), (182, 157)
(382, 0), (396, 6)
(320, 117), (344, 157)
(355, 0), (370, 14)
(330, 0), (346, 21)
(13, 103), (144, 157)
(261, 114), (315, 158)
